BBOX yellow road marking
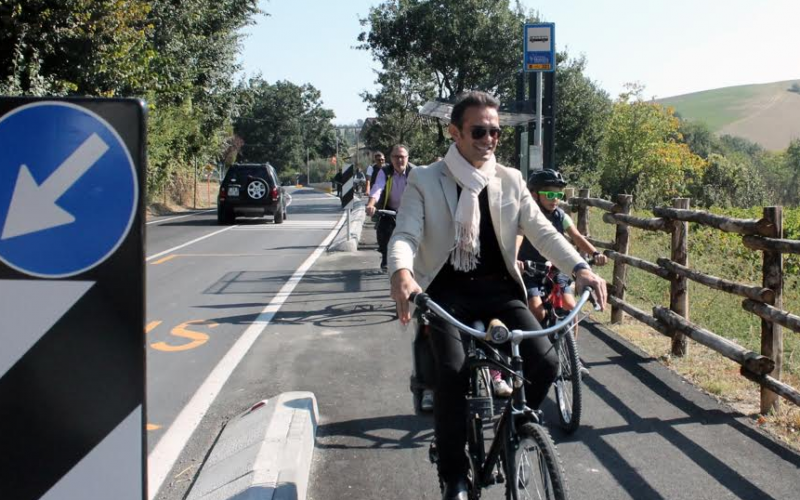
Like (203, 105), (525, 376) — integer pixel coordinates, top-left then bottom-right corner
(150, 253), (273, 265)
(151, 254), (177, 265)
(150, 319), (217, 352)
(145, 320), (162, 333)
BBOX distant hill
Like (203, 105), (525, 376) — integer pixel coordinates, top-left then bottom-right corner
(657, 80), (800, 151)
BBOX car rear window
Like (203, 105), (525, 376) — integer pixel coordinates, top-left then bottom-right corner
(224, 166), (272, 185)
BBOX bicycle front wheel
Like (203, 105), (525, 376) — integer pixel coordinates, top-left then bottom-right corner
(554, 328), (582, 433)
(505, 423), (568, 500)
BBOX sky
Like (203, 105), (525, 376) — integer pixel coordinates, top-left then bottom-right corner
(238, 0), (800, 124)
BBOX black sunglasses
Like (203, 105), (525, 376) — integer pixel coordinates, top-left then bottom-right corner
(470, 126), (502, 140)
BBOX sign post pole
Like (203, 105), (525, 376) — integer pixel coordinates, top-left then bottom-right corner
(523, 22), (555, 173)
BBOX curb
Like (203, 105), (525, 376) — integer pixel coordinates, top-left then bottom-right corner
(186, 392), (318, 500)
(327, 204), (366, 253)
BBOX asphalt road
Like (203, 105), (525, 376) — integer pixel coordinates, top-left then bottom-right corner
(145, 193), (800, 500)
(145, 187), (345, 499)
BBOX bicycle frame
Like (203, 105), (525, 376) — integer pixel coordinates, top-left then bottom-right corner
(411, 290), (593, 489)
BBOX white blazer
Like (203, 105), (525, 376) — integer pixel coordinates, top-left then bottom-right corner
(387, 160), (584, 298)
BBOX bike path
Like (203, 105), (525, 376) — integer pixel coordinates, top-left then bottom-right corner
(207, 222), (800, 499)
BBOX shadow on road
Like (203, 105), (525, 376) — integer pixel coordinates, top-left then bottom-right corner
(550, 322), (800, 500)
(316, 414), (434, 451)
(203, 269), (388, 296)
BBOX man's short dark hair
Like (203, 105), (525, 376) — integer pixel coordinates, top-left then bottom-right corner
(391, 144), (410, 155)
(450, 91), (501, 128)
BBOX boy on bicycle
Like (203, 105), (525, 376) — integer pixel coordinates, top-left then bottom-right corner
(517, 169), (608, 322)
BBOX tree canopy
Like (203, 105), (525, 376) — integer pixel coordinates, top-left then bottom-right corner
(599, 85), (706, 207)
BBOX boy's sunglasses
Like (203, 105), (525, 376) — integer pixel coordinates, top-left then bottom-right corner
(538, 191), (565, 200)
(470, 126), (502, 140)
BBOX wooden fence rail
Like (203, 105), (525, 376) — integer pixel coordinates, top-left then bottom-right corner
(651, 206), (776, 236)
(574, 193), (798, 414)
(743, 235), (800, 255)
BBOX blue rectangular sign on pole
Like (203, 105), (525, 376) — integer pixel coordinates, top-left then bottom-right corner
(524, 23), (555, 72)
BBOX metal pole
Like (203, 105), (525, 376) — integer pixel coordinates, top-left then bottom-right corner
(535, 72), (543, 149)
(193, 156), (198, 210)
(543, 71), (557, 170)
(347, 208), (351, 241)
(515, 71), (524, 171)
(306, 148), (310, 186)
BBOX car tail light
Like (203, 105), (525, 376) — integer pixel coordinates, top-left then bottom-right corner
(271, 187), (279, 201)
(219, 189), (226, 201)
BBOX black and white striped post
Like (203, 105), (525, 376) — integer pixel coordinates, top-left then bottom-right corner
(340, 163), (354, 241)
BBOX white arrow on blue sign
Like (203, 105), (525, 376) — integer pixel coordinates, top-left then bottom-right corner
(0, 101), (137, 278)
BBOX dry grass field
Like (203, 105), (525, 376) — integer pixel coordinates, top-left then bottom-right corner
(658, 79), (800, 151)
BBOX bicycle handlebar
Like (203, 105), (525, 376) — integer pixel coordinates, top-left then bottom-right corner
(409, 288), (594, 345)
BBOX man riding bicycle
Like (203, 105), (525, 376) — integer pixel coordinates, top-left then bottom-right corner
(366, 144), (413, 271)
(517, 169), (608, 322)
(388, 91), (607, 500)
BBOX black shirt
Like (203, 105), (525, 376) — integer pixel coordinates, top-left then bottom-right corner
(428, 187), (512, 291)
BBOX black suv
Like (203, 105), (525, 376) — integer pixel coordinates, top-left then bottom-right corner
(217, 163), (287, 224)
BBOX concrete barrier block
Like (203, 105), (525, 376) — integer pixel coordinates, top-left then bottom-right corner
(186, 392), (318, 500)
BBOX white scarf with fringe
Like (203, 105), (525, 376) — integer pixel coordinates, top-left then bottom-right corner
(444, 143), (497, 271)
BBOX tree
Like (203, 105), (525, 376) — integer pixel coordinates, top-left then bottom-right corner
(678, 119), (720, 159)
(357, 0), (534, 162)
(691, 153), (764, 208)
(599, 84), (706, 206)
(554, 53), (612, 187)
(360, 59), (440, 163)
(0, 0), (263, 199)
(233, 78), (336, 172)
(359, 0), (529, 102)
(783, 139), (800, 205)
(0, 0), (154, 96)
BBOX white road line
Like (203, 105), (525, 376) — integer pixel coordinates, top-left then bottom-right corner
(146, 211), (347, 500)
(145, 225), (238, 262)
(145, 210), (214, 225)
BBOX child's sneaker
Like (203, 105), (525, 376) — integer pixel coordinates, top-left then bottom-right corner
(420, 389), (435, 411)
(492, 378), (513, 397)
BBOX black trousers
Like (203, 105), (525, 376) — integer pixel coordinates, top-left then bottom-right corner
(425, 279), (558, 481)
(376, 214), (396, 264)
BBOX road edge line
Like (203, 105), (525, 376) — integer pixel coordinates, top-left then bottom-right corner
(145, 210), (215, 226)
(145, 225), (238, 262)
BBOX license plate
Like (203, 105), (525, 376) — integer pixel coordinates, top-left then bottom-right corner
(228, 186), (239, 196)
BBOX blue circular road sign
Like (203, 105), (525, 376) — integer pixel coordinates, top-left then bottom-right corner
(0, 102), (138, 278)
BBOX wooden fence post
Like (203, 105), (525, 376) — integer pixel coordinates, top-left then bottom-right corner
(577, 188), (590, 237)
(564, 188), (575, 214)
(611, 194), (633, 324)
(761, 206), (784, 414)
(670, 198), (690, 356)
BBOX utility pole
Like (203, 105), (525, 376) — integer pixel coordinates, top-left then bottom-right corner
(306, 147), (310, 185)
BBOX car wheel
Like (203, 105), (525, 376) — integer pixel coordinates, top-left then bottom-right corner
(246, 178), (268, 200)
